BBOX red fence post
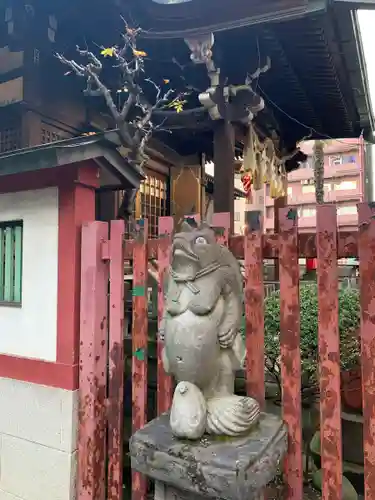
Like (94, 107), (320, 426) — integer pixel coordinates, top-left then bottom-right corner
(212, 212), (231, 246)
(244, 210), (265, 408)
(132, 219), (148, 500)
(78, 221), (109, 500)
(107, 220), (126, 500)
(278, 207), (303, 500)
(316, 205), (342, 500)
(157, 216), (174, 415)
(358, 202), (375, 500)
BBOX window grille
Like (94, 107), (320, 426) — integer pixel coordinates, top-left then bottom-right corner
(0, 221), (23, 304)
(41, 128), (61, 144)
(0, 127), (21, 153)
(119, 175), (168, 239)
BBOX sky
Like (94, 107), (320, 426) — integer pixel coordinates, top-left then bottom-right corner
(358, 10), (375, 131)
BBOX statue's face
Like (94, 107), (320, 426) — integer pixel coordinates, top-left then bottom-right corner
(171, 222), (218, 277)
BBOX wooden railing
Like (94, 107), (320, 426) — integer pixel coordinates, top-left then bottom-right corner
(78, 203), (375, 500)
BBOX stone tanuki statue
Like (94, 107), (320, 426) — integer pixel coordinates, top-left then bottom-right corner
(159, 220), (260, 439)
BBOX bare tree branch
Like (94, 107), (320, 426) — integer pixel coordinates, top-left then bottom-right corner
(56, 20), (175, 173)
(56, 19), (193, 222)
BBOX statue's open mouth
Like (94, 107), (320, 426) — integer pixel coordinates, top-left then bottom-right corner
(173, 248), (199, 262)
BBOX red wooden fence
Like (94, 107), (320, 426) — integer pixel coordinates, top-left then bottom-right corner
(78, 204), (375, 500)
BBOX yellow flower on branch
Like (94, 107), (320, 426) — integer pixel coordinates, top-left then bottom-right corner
(133, 49), (147, 58)
(101, 47), (115, 57)
(167, 98), (187, 113)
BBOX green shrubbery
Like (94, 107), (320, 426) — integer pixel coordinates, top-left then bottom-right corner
(241, 283), (361, 397)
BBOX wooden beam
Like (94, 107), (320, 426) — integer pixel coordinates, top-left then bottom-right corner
(96, 190), (117, 222)
(123, 231), (359, 260)
(213, 120), (235, 232)
(274, 178), (288, 280)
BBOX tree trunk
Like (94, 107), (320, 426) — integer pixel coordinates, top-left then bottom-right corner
(306, 140), (325, 277)
(313, 140), (325, 204)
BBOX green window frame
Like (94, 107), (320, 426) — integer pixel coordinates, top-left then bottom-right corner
(0, 220), (23, 305)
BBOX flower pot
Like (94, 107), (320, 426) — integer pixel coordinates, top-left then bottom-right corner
(341, 367), (362, 412)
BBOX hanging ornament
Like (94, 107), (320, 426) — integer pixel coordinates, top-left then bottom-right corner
(242, 125), (257, 176)
(252, 133), (264, 190)
(263, 138), (275, 184)
(270, 178), (277, 199)
(241, 172), (253, 202)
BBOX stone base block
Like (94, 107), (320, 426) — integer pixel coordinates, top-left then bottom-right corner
(130, 413), (287, 500)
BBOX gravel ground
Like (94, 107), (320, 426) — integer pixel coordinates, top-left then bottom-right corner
(264, 479), (321, 499)
(265, 481), (364, 500)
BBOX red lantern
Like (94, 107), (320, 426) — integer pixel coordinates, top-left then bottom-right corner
(306, 258), (317, 271)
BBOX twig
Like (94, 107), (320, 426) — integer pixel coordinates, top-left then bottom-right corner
(56, 22), (175, 177)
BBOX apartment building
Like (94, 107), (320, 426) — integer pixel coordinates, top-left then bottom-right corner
(212, 139), (368, 235)
(264, 139), (365, 232)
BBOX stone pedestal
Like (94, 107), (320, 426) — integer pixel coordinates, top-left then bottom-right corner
(130, 413), (287, 500)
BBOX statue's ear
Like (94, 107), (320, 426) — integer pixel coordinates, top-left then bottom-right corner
(180, 221), (193, 232)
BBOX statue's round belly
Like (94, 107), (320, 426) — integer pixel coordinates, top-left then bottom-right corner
(164, 309), (221, 389)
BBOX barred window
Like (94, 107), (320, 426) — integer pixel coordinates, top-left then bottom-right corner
(140, 176), (167, 238)
(0, 221), (23, 304)
(0, 127), (21, 153)
(41, 128), (61, 144)
(120, 174), (168, 239)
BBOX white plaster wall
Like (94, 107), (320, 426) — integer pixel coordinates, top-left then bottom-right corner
(0, 187), (59, 361)
(0, 377), (77, 500)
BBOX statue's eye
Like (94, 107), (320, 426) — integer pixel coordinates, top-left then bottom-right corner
(195, 236), (207, 245)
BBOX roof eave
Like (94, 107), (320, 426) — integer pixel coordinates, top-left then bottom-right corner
(0, 135), (143, 189)
(350, 10), (375, 135)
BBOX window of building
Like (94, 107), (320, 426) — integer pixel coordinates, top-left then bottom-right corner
(329, 155), (343, 166)
(266, 207), (273, 219)
(0, 221), (23, 304)
(334, 180), (357, 191)
(0, 126), (21, 153)
(119, 175), (168, 239)
(342, 154), (356, 164)
(302, 185), (315, 194)
(337, 205), (357, 216)
(287, 186), (293, 195)
(139, 175), (168, 238)
(329, 153), (357, 166)
(41, 128), (61, 144)
(299, 207), (316, 217)
(324, 183), (332, 192)
(234, 212), (241, 222)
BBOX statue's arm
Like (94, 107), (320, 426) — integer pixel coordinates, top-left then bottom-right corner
(158, 269), (171, 342)
(158, 271), (171, 373)
(217, 285), (243, 348)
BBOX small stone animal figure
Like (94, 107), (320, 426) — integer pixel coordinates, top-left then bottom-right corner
(159, 221), (260, 439)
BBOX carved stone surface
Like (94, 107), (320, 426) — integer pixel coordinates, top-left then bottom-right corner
(130, 412), (287, 500)
(159, 221), (260, 439)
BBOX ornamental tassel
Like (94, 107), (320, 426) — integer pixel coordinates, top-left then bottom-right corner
(241, 125), (256, 206)
(241, 171), (253, 204)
